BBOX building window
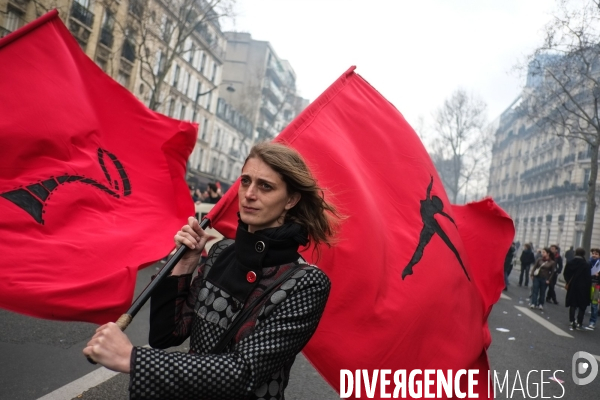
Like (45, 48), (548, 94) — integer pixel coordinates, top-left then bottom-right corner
(121, 38), (136, 63)
(117, 70), (131, 88)
(198, 148), (204, 171)
(206, 91), (212, 112)
(201, 118), (209, 141)
(155, 49), (166, 74)
(99, 10), (115, 48)
(179, 105), (186, 120)
(575, 231), (583, 247)
(168, 99), (175, 117)
(172, 64), (181, 87)
(211, 63), (218, 82)
(4, 8), (23, 33)
(183, 71), (190, 95)
(162, 18), (172, 42)
(214, 129), (221, 148)
(95, 57), (107, 71)
(200, 53), (206, 74)
(578, 201), (587, 218)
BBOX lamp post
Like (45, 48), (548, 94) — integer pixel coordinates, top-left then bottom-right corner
(192, 83), (235, 122)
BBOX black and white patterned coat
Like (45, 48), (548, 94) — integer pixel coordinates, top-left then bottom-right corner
(129, 226), (331, 400)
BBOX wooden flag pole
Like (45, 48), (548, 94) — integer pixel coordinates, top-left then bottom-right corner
(88, 218), (210, 364)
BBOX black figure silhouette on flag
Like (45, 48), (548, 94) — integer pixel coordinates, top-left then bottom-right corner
(402, 176), (470, 281)
(0, 148), (130, 224)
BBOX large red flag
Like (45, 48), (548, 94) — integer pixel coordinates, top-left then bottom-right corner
(206, 67), (514, 398)
(0, 11), (196, 324)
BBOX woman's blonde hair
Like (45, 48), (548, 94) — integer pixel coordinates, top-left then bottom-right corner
(244, 142), (343, 249)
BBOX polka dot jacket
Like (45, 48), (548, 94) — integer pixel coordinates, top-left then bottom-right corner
(129, 226), (331, 400)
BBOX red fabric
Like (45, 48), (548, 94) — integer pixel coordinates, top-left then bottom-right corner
(207, 67), (514, 398)
(0, 11), (196, 324)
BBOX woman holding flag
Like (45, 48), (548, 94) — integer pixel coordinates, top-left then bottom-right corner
(84, 142), (342, 399)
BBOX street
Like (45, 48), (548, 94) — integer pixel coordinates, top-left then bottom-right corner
(1, 266), (598, 400)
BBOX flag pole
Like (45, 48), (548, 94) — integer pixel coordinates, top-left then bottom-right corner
(87, 218), (209, 364)
(117, 217), (210, 329)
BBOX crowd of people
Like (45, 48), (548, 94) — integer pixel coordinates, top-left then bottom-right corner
(505, 242), (600, 331)
(189, 182), (222, 205)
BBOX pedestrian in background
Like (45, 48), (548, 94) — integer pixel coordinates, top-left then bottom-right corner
(205, 182), (222, 204)
(534, 248), (542, 262)
(587, 249), (600, 330)
(529, 248), (556, 311)
(519, 243), (535, 287)
(546, 244), (562, 305)
(564, 247), (592, 330)
(504, 242), (515, 291)
(565, 246), (575, 263)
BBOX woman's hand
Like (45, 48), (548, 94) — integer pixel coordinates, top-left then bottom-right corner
(171, 216), (211, 275)
(83, 323), (132, 373)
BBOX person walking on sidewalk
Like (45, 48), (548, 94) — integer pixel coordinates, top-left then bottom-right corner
(519, 243), (535, 287)
(530, 248), (556, 311)
(565, 246), (575, 263)
(564, 247), (592, 330)
(504, 242), (516, 291)
(587, 249), (600, 330)
(546, 244), (562, 305)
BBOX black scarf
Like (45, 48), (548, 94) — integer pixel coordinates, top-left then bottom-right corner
(206, 220), (308, 303)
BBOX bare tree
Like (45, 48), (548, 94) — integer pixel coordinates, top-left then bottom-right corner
(25, 0), (235, 112)
(121, 0), (236, 111)
(430, 89), (490, 203)
(520, 0), (600, 252)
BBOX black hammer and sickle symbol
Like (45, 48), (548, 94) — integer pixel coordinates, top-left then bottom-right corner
(0, 148), (131, 224)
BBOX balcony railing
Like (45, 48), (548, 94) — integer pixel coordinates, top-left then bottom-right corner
(70, 1), (94, 28)
(263, 79), (284, 104)
(216, 98), (253, 138)
(578, 148), (593, 160)
(516, 183), (586, 202)
(99, 27), (113, 48)
(563, 154), (576, 164)
(520, 158), (560, 180)
(193, 23), (225, 59)
(261, 100), (278, 118)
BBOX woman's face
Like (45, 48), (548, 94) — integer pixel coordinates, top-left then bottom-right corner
(238, 157), (300, 233)
(542, 249), (548, 259)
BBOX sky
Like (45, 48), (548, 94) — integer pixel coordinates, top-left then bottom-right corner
(221, 0), (558, 136)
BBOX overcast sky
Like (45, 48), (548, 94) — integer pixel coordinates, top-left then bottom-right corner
(222, 0), (558, 133)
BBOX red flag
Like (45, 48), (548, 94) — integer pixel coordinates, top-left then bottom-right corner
(207, 67), (514, 398)
(0, 11), (196, 324)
